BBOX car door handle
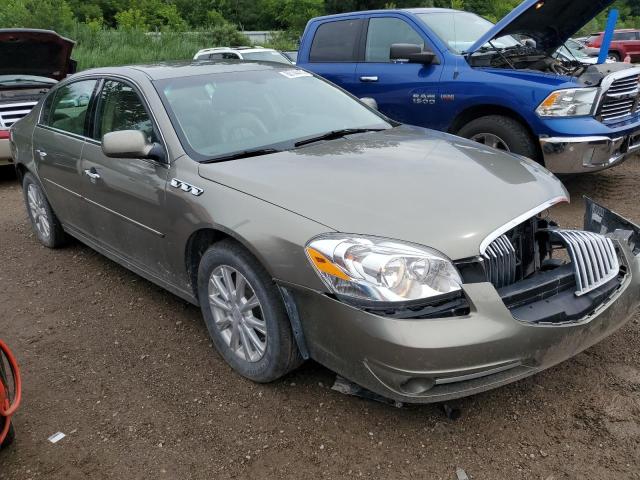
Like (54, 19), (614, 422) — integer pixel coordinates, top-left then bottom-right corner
(35, 149), (47, 158)
(84, 169), (101, 181)
(359, 76), (379, 82)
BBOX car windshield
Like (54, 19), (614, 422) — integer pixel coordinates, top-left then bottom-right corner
(155, 69), (390, 161)
(558, 40), (591, 60)
(0, 74), (57, 86)
(241, 51), (292, 65)
(417, 12), (520, 53)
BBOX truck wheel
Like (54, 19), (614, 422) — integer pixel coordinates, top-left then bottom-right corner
(608, 52), (621, 62)
(457, 115), (539, 162)
(197, 239), (302, 383)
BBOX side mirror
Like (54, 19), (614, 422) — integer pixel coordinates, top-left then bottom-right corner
(390, 43), (439, 65)
(102, 130), (164, 161)
(360, 97), (378, 110)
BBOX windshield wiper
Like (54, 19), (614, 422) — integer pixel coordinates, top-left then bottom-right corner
(294, 128), (385, 147)
(201, 148), (281, 163)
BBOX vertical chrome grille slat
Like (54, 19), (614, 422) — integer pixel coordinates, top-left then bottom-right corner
(551, 230), (620, 296)
(483, 234), (517, 290)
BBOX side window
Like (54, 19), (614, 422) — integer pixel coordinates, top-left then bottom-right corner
(614, 31), (636, 41)
(365, 17), (425, 62)
(309, 19), (363, 62)
(45, 80), (97, 136)
(95, 80), (156, 143)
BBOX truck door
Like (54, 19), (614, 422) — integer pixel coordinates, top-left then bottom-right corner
(304, 18), (364, 94)
(355, 15), (444, 127)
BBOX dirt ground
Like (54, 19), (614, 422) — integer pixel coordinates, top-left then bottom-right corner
(0, 158), (639, 480)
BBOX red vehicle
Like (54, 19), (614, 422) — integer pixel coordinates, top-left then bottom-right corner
(586, 29), (640, 62)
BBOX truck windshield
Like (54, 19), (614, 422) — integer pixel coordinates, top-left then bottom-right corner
(155, 69), (391, 161)
(417, 12), (520, 53)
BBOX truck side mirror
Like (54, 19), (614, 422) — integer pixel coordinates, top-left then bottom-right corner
(390, 43), (439, 65)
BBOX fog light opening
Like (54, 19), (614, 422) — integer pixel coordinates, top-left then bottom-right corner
(400, 377), (435, 395)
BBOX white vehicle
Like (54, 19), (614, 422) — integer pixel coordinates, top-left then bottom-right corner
(193, 46), (292, 65)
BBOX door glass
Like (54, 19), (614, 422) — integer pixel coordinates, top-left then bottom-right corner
(45, 80), (97, 135)
(613, 32), (636, 41)
(95, 80), (156, 143)
(365, 17), (425, 62)
(310, 19), (363, 62)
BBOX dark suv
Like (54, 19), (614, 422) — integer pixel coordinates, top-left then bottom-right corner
(586, 29), (640, 62)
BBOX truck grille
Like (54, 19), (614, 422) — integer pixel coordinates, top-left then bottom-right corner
(483, 235), (517, 289)
(0, 102), (37, 128)
(552, 230), (620, 296)
(598, 74), (640, 123)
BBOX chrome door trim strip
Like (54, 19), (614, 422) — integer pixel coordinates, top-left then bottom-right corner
(83, 196), (165, 238)
(43, 178), (82, 198)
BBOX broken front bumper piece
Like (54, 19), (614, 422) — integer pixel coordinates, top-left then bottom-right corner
(291, 200), (640, 404)
(540, 130), (640, 174)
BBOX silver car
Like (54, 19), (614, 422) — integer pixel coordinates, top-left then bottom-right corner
(10, 62), (640, 403)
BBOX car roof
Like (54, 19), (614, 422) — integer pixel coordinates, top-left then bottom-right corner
(308, 7), (459, 21)
(195, 46), (276, 55)
(74, 61), (295, 81)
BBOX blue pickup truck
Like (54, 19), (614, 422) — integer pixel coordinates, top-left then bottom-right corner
(297, 0), (640, 174)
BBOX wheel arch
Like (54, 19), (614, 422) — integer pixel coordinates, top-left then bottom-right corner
(448, 104), (543, 164)
(184, 226), (275, 302)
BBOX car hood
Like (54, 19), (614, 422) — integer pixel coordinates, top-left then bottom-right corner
(0, 29), (75, 81)
(467, 0), (616, 55)
(198, 126), (568, 260)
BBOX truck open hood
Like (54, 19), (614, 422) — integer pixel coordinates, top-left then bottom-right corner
(0, 29), (75, 81)
(198, 126), (568, 261)
(467, 0), (616, 55)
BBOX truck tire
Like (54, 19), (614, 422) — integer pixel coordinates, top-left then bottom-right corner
(608, 51), (621, 62)
(457, 115), (540, 163)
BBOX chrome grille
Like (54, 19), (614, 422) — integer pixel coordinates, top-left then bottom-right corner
(0, 101), (37, 128)
(553, 230), (620, 296)
(483, 235), (517, 289)
(598, 73), (640, 123)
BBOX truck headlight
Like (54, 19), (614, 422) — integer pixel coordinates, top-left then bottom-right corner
(305, 234), (462, 303)
(536, 88), (598, 117)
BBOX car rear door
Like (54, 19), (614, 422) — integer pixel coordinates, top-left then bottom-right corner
(304, 18), (364, 94)
(80, 78), (171, 277)
(33, 78), (98, 234)
(355, 14), (444, 127)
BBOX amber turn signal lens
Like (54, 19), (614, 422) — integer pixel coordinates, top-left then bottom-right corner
(305, 247), (350, 281)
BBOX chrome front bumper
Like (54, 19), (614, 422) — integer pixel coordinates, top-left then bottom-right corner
(540, 131), (640, 174)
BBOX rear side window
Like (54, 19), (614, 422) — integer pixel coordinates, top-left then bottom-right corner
(613, 31), (637, 41)
(45, 79), (97, 136)
(310, 19), (363, 62)
(365, 17), (425, 62)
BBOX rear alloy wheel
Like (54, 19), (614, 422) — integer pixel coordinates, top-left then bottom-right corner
(457, 115), (540, 163)
(197, 239), (302, 382)
(22, 173), (67, 248)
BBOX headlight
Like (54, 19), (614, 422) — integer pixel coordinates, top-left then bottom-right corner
(536, 88), (598, 117)
(305, 234), (462, 303)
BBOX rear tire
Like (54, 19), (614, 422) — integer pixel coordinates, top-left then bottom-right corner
(197, 239), (302, 383)
(22, 173), (67, 248)
(457, 115), (540, 163)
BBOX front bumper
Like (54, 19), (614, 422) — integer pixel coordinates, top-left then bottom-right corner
(0, 139), (12, 166)
(540, 131), (640, 174)
(291, 212), (640, 404)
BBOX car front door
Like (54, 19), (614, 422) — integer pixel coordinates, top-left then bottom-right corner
(355, 15), (444, 127)
(33, 79), (98, 233)
(305, 18), (364, 93)
(80, 79), (171, 277)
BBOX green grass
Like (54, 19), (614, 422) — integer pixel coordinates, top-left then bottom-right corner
(70, 25), (252, 70)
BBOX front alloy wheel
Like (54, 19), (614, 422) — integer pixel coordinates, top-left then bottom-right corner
(208, 265), (267, 363)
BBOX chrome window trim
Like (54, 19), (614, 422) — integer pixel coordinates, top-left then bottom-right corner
(479, 195), (569, 255)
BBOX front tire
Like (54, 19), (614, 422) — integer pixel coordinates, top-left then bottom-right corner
(457, 115), (540, 163)
(22, 173), (67, 248)
(197, 239), (302, 382)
